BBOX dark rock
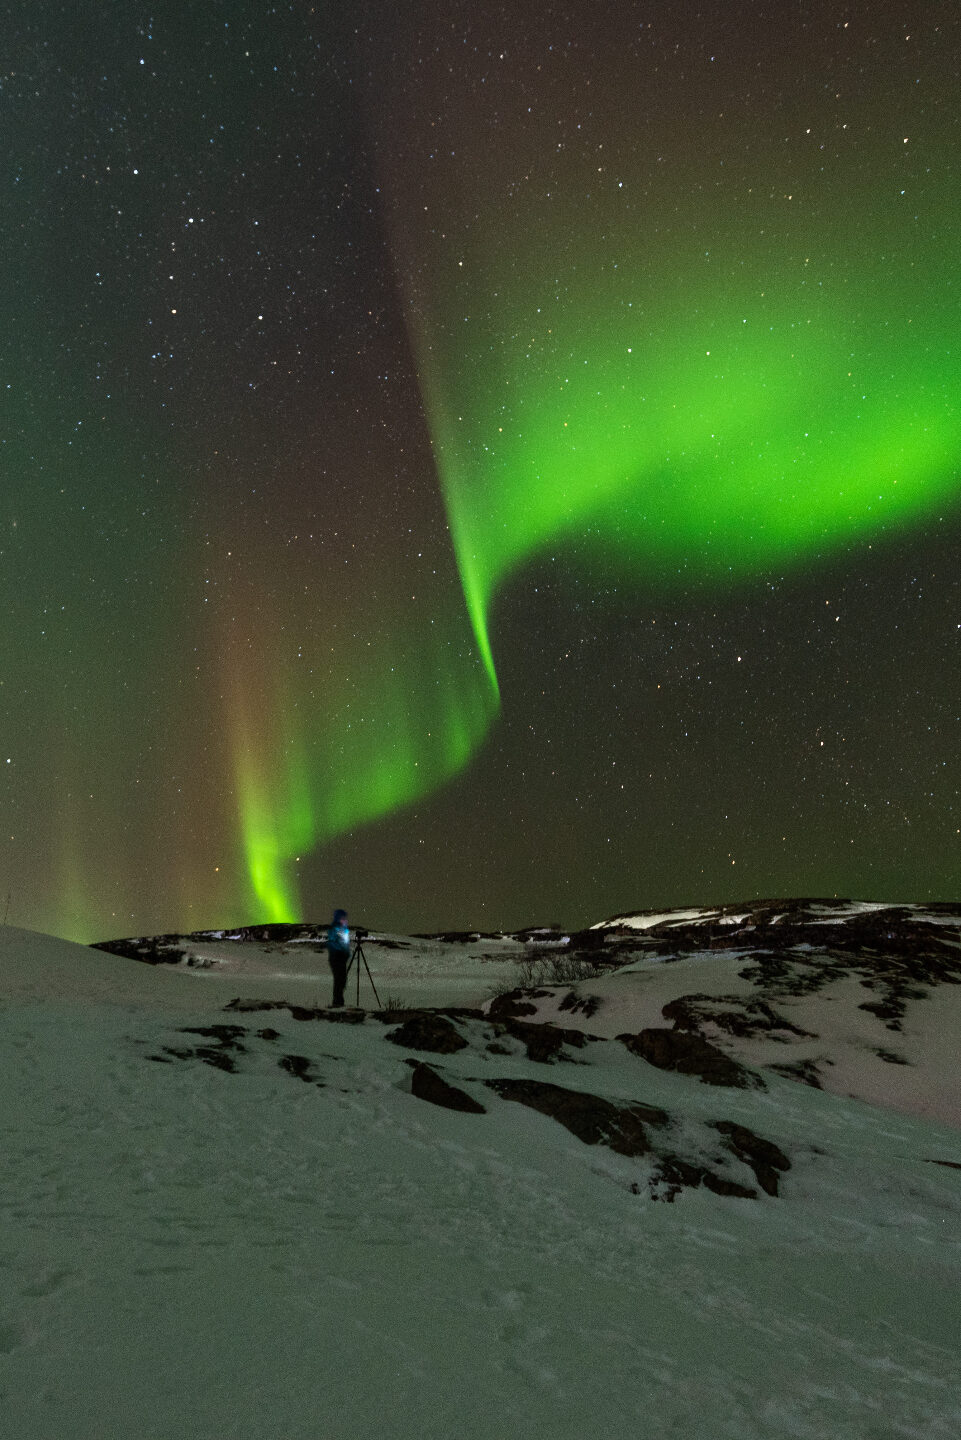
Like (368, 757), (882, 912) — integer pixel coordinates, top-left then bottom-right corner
(289, 1005), (366, 1024)
(155, 1024), (250, 1074)
(702, 1170), (757, 1199)
(92, 935), (188, 966)
(618, 1028), (764, 1089)
(406, 1060), (486, 1113)
(193, 1048), (238, 1073)
(650, 1156), (757, 1202)
(374, 1009), (422, 1025)
(565, 927), (610, 952)
(486, 1017), (593, 1064)
(558, 991), (602, 1018)
(875, 1048), (910, 1065)
(257, 1028), (280, 1041)
(385, 1013), (468, 1054)
(519, 1027), (571, 1065)
(925, 1158), (961, 1171)
(279, 1053), (321, 1084)
(487, 991), (539, 1019)
(711, 1121), (790, 1196)
(373, 1006), (484, 1025)
(660, 995), (709, 1033)
(766, 1059), (823, 1089)
(662, 993), (816, 1039)
(485, 1077), (668, 1157)
(178, 1024), (247, 1049)
(161, 1045), (237, 1073)
(858, 999), (904, 1031)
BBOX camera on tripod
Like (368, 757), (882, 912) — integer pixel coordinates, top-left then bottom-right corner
(345, 926), (380, 1006)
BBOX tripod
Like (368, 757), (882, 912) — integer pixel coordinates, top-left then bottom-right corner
(346, 931), (382, 1008)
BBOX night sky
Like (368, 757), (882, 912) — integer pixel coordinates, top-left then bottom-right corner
(3, 1), (959, 942)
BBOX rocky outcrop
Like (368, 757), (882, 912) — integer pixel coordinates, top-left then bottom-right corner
(617, 1027), (764, 1089)
(149, 1023), (248, 1073)
(558, 990), (602, 1018)
(662, 992), (816, 1040)
(650, 1157), (757, 1202)
(487, 991), (542, 1019)
(767, 1058), (824, 1088)
(136, 1004), (796, 1205)
(224, 999), (367, 1023)
(484, 1077), (668, 1157)
(710, 1121), (790, 1196)
(94, 935), (188, 966)
(406, 1060), (486, 1114)
(385, 1013), (469, 1054)
(279, 1053), (322, 1084)
(489, 1017), (592, 1064)
(483, 1077), (777, 1200)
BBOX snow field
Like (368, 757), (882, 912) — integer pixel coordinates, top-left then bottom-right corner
(1, 983), (960, 1440)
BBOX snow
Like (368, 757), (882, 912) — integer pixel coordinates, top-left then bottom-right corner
(1, 922), (960, 1437)
(593, 908), (716, 930)
(153, 929), (531, 1011)
(808, 901), (899, 918)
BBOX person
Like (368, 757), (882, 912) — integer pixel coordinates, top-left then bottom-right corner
(326, 908), (351, 1007)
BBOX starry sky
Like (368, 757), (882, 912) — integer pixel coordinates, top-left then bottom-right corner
(3, 0), (959, 942)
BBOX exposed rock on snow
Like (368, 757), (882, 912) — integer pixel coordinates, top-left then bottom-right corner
(385, 1012), (469, 1054)
(711, 1121), (791, 1196)
(406, 1059), (487, 1114)
(649, 1156), (757, 1203)
(766, 1057), (825, 1088)
(162, 999), (789, 1200)
(278, 1053), (322, 1085)
(487, 1015), (593, 1064)
(149, 1022), (249, 1072)
(662, 991), (816, 1040)
(618, 1027), (765, 1089)
(484, 1076), (667, 1157)
(486, 989), (544, 1018)
(557, 989), (602, 1018)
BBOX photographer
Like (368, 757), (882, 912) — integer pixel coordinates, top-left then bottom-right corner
(326, 908), (350, 1007)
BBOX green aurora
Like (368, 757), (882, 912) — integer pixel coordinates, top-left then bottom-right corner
(238, 151), (961, 920)
(9, 2), (960, 940)
(241, 260), (961, 917)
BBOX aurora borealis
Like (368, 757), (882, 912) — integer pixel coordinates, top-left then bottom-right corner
(3, 1), (959, 942)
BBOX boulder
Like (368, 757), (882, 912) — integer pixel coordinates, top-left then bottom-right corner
(407, 1061), (486, 1114)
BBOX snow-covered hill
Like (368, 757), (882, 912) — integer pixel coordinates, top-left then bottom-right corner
(2, 907), (960, 1438)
